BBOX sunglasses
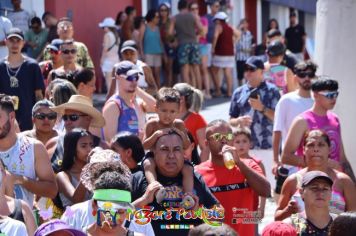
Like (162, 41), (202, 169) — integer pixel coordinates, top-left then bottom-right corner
(34, 113), (57, 120)
(124, 74), (139, 82)
(318, 91), (339, 99)
(62, 114), (88, 122)
(49, 49), (59, 54)
(296, 71), (315, 79)
(62, 49), (77, 55)
(210, 133), (234, 141)
(244, 66), (257, 72)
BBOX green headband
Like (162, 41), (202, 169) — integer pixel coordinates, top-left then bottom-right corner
(93, 189), (131, 203)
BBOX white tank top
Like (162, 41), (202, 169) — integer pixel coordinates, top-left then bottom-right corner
(136, 60), (148, 88)
(0, 134), (36, 207)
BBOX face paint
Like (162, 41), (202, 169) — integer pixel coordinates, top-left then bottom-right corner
(96, 201), (125, 228)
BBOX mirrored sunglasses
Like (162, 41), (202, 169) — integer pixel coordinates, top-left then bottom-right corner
(210, 133), (234, 141)
(318, 91), (339, 99)
(124, 74), (139, 82)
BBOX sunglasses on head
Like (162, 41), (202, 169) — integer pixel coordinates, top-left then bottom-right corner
(296, 71), (315, 79)
(318, 91), (339, 99)
(244, 66), (257, 72)
(62, 49), (77, 55)
(210, 133), (234, 141)
(34, 113), (57, 120)
(124, 74), (139, 82)
(62, 114), (87, 122)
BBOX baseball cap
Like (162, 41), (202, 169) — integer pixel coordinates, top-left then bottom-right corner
(267, 40), (286, 57)
(115, 60), (142, 77)
(34, 219), (86, 236)
(262, 221), (297, 236)
(6, 28), (24, 40)
(120, 40), (138, 53)
(302, 171), (333, 187)
(46, 39), (63, 52)
(213, 11), (228, 21)
(245, 56), (265, 70)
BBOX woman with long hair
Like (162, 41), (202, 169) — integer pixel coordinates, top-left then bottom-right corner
(56, 128), (93, 208)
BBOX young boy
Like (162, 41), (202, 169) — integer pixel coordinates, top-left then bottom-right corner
(232, 126), (267, 220)
(142, 87), (194, 208)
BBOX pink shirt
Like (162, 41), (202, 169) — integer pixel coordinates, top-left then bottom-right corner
(199, 17), (208, 44)
(297, 110), (341, 162)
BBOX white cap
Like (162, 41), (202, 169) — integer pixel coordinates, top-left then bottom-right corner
(213, 11), (228, 21)
(98, 17), (116, 28)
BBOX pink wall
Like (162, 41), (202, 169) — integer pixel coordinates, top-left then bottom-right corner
(45, 0), (136, 92)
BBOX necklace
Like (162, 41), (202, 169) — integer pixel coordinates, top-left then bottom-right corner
(5, 59), (25, 88)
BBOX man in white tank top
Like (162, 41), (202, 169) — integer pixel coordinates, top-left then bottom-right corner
(0, 94), (57, 208)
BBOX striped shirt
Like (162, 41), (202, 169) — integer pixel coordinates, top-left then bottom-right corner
(236, 30), (254, 61)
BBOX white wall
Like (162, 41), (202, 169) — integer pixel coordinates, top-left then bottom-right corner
(269, 3), (289, 34)
(314, 0), (356, 174)
(22, 0), (44, 19)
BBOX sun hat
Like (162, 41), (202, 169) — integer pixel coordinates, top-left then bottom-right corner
(98, 17), (116, 28)
(50, 95), (105, 128)
(34, 219), (86, 236)
(80, 149), (121, 191)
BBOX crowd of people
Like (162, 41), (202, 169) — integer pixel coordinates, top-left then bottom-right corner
(0, 0), (356, 236)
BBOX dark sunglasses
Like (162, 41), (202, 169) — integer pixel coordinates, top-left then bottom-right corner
(34, 113), (57, 120)
(62, 114), (87, 122)
(296, 71), (315, 79)
(244, 66), (257, 72)
(62, 49), (77, 55)
(125, 74), (139, 82)
(209, 133), (234, 141)
(49, 49), (59, 54)
(318, 91), (339, 99)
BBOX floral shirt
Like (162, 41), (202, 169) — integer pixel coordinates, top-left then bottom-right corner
(43, 41), (94, 69)
(229, 81), (280, 149)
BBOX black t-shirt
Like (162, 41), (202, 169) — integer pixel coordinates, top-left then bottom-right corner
(0, 57), (45, 131)
(282, 52), (298, 71)
(131, 170), (220, 236)
(285, 24), (306, 53)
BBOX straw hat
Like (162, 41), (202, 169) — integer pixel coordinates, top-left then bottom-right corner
(51, 95), (105, 128)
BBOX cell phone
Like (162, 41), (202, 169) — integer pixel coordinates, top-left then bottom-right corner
(249, 88), (259, 99)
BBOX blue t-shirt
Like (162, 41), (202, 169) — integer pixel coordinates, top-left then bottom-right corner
(0, 57), (45, 131)
(229, 81), (280, 149)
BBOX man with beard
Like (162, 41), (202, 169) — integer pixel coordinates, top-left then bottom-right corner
(0, 94), (57, 208)
(272, 60), (317, 181)
(103, 60), (156, 142)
